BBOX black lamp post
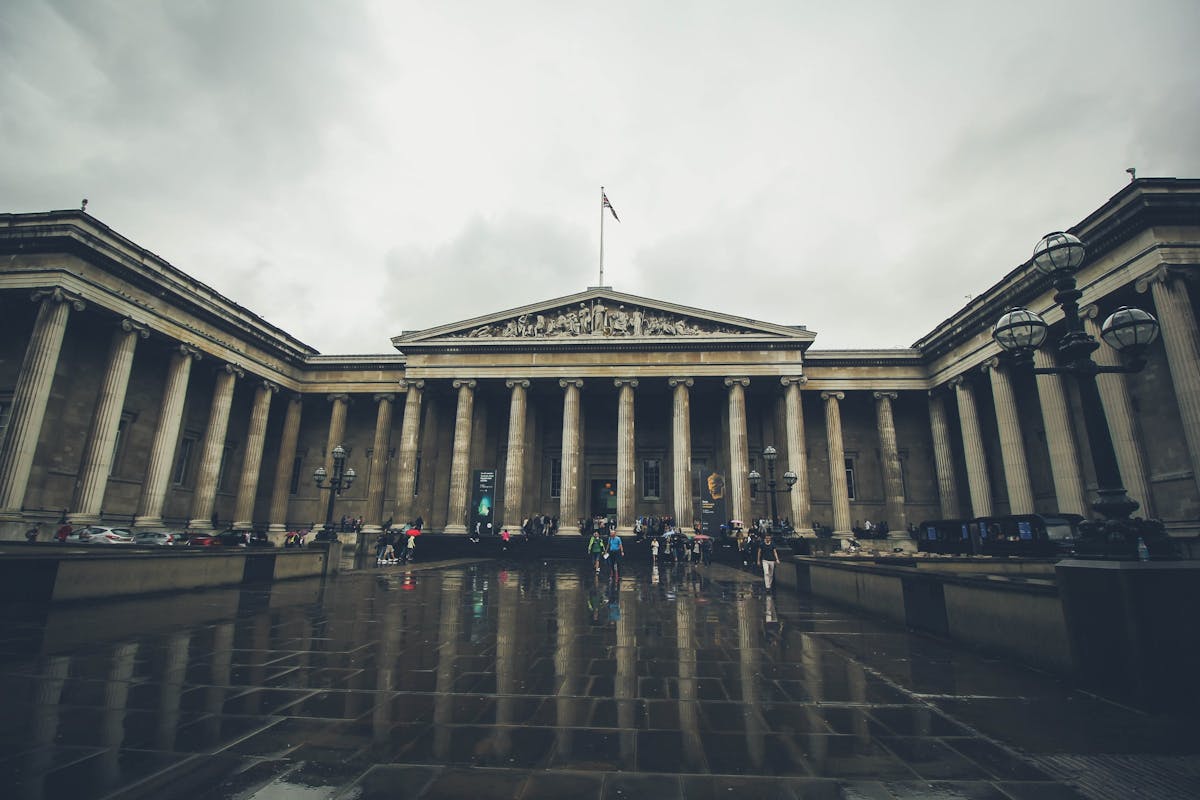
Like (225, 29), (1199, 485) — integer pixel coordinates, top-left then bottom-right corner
(991, 232), (1167, 559)
(313, 444), (356, 541)
(748, 445), (798, 534)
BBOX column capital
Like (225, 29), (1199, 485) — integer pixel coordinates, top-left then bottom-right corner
(399, 378), (425, 390)
(373, 392), (395, 403)
(119, 318), (151, 339)
(287, 392), (303, 405)
(260, 380), (280, 394)
(222, 363), (245, 379)
(505, 379), (531, 389)
(1079, 303), (1103, 321)
(780, 375), (808, 387)
(1135, 264), (1193, 294)
(327, 392), (351, 403)
(452, 379), (477, 390)
(176, 343), (203, 361)
(820, 390), (845, 401)
(949, 374), (969, 389)
(667, 377), (694, 388)
(614, 378), (639, 389)
(872, 390), (898, 401)
(30, 286), (86, 311)
(559, 378), (584, 390)
(980, 356), (1002, 374)
(723, 376), (750, 388)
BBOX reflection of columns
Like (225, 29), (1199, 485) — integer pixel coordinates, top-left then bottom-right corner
(502, 380), (530, 530)
(669, 378), (694, 527)
(362, 393), (395, 534)
(27, 655), (70, 800)
(158, 632), (190, 751)
(678, 593), (706, 771)
(616, 577), (637, 768)
(984, 359), (1034, 514)
(782, 377), (813, 535)
(799, 632), (827, 765)
(373, 595), (403, 742)
(1034, 350), (1088, 516)
(614, 378), (638, 535)
(927, 390), (961, 520)
(873, 391), (912, 548)
(232, 381), (278, 529)
(433, 573), (463, 760)
(100, 642), (139, 787)
(822, 391), (851, 535)
(848, 660), (871, 746)
(725, 377), (751, 525)
(393, 379), (424, 524)
(204, 623), (234, 745)
(444, 379), (476, 534)
(558, 379), (584, 535)
(1081, 308), (1154, 515)
(736, 595), (765, 769)
(266, 395), (303, 533)
(136, 345), (202, 527)
(189, 364), (243, 529)
(0, 288), (85, 519)
(951, 375), (993, 518)
(553, 574), (582, 757)
(1138, 267), (1200, 497)
(70, 319), (149, 525)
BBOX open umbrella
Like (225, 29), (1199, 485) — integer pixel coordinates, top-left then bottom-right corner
(693, 534), (712, 541)
(729, 519), (744, 528)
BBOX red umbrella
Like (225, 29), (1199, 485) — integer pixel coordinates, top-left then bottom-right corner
(406, 526), (421, 536)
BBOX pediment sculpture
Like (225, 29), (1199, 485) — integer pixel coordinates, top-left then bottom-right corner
(464, 301), (751, 339)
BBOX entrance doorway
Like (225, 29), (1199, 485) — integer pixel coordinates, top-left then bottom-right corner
(590, 479), (617, 519)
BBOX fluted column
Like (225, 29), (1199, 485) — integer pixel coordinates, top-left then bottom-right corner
(502, 379), (530, 530)
(393, 379), (424, 525)
(136, 345), (202, 528)
(231, 381), (278, 529)
(69, 319), (149, 525)
(873, 391), (912, 548)
(614, 378), (638, 535)
(266, 395), (303, 534)
(188, 364), (243, 529)
(558, 379), (584, 535)
(725, 377), (751, 525)
(669, 377), (694, 528)
(324, 393), (350, 471)
(984, 358), (1034, 515)
(1033, 349), (1087, 516)
(822, 391), (851, 534)
(951, 375), (992, 518)
(927, 390), (961, 519)
(0, 288), (85, 521)
(781, 377), (813, 535)
(444, 379), (476, 534)
(1138, 267), (1200, 497)
(1081, 307), (1154, 515)
(361, 393), (395, 534)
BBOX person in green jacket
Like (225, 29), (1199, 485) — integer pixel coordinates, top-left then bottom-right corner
(588, 531), (605, 573)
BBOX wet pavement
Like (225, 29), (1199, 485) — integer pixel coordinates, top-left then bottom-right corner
(1, 556), (1198, 799)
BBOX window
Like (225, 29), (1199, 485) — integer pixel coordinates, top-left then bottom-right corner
(289, 455), (304, 494)
(0, 393), (13, 451)
(413, 454), (421, 496)
(845, 457), (857, 501)
(172, 437), (196, 486)
(642, 458), (661, 500)
(216, 445), (235, 492)
(691, 458), (707, 497)
(109, 418), (127, 476)
(549, 458), (562, 499)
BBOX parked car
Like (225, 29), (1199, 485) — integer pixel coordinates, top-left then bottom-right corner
(183, 532), (222, 547)
(215, 529), (275, 548)
(133, 530), (186, 546)
(79, 526), (136, 545)
(974, 514), (1083, 557)
(915, 519), (975, 555)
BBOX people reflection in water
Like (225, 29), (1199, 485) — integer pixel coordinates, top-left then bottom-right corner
(763, 594), (785, 650)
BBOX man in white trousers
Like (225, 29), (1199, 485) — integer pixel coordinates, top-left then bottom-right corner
(759, 533), (779, 591)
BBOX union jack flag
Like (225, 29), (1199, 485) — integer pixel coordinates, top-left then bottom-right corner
(602, 191), (620, 222)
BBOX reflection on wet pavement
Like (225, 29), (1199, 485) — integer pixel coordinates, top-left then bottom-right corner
(0, 559), (1197, 799)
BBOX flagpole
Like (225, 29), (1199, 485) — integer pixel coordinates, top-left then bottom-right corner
(599, 185), (605, 287)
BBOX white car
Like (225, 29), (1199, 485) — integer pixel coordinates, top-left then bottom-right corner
(79, 526), (136, 545)
(133, 530), (185, 546)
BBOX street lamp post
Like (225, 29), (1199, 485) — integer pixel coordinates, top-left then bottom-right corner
(313, 444), (356, 541)
(748, 445), (798, 534)
(992, 232), (1168, 559)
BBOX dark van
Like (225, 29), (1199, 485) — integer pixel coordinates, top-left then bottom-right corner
(973, 514), (1083, 557)
(915, 520), (974, 555)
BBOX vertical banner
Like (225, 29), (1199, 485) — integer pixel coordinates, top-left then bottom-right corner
(699, 470), (727, 535)
(471, 469), (496, 537)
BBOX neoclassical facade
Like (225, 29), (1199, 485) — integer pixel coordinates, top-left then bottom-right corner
(1, 178), (1197, 543)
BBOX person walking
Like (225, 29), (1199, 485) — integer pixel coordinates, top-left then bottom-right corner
(588, 531), (605, 573)
(25, 522), (40, 543)
(606, 533), (624, 579)
(759, 533), (780, 591)
(650, 536), (660, 563)
(405, 531), (417, 562)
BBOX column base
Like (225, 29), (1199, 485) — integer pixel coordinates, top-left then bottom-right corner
(134, 516), (165, 529)
(232, 520), (253, 530)
(616, 526), (634, 537)
(443, 524), (468, 535)
(267, 523), (287, 534)
(66, 513), (101, 527)
(886, 534), (917, 553)
(187, 520), (214, 531)
(558, 524), (581, 536)
(361, 524), (383, 535)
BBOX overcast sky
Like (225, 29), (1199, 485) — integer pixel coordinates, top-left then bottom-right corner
(3, 1), (1198, 354)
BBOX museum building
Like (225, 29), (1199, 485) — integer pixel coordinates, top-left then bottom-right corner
(0, 178), (1197, 545)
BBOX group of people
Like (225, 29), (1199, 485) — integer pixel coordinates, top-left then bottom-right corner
(649, 531), (712, 565)
(522, 514), (557, 537)
(375, 523), (421, 565)
(587, 530), (625, 576)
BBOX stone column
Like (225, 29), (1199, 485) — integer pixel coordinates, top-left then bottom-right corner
(188, 364), (243, 529)
(0, 288), (85, 521)
(266, 394), (303, 534)
(444, 379), (476, 534)
(1138, 266), (1200, 497)
(614, 378), (638, 535)
(951, 375), (993, 518)
(1082, 306), (1154, 515)
(781, 377), (813, 535)
(927, 390), (961, 520)
(361, 393), (395, 534)
(668, 377), (694, 528)
(69, 319), (149, 525)
(558, 379), (584, 536)
(822, 391), (851, 534)
(323, 393), (351, 471)
(873, 391), (912, 549)
(725, 377), (751, 526)
(1034, 349), (1088, 516)
(136, 345), (203, 528)
(984, 358), (1035, 515)
(393, 379), (424, 525)
(502, 379), (530, 531)
(231, 381), (278, 529)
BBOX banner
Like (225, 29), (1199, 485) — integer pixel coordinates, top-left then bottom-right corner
(699, 470), (727, 535)
(471, 469), (496, 537)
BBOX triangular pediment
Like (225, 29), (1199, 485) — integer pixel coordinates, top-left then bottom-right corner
(391, 288), (815, 348)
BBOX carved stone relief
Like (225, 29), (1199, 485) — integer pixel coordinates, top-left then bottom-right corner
(464, 301), (750, 338)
